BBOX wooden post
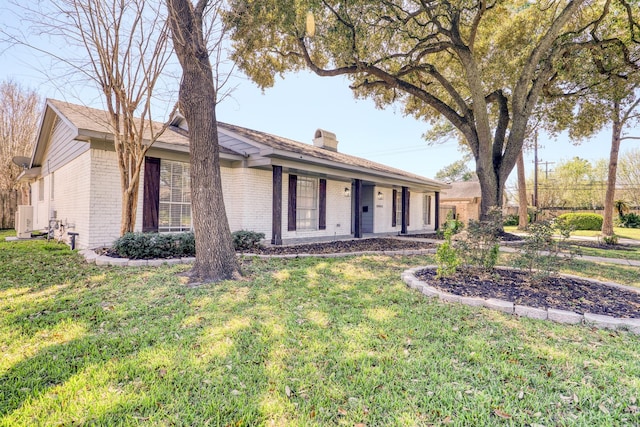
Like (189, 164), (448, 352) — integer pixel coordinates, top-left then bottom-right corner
(434, 191), (440, 231)
(271, 166), (282, 245)
(354, 179), (362, 238)
(401, 186), (408, 234)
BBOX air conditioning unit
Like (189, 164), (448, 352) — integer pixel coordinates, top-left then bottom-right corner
(15, 205), (33, 238)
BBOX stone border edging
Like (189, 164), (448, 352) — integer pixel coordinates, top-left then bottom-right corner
(402, 265), (640, 335)
(78, 248), (436, 267)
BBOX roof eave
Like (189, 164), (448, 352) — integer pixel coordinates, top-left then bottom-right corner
(260, 148), (448, 190)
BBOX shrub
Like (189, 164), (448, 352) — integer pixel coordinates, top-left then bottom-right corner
(556, 212), (603, 231)
(231, 230), (265, 251)
(510, 217), (578, 282)
(435, 228), (460, 278)
(436, 212), (464, 238)
(112, 232), (195, 259)
(618, 212), (640, 228)
(454, 207), (502, 271)
(600, 234), (619, 245)
(503, 214), (519, 226)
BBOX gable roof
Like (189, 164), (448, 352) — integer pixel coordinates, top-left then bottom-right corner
(32, 99), (447, 190)
(440, 181), (481, 200)
(35, 99), (241, 162)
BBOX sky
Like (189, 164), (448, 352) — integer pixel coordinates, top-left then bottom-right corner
(0, 4), (630, 187)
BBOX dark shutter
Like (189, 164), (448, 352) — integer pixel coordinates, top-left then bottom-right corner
(143, 157), (160, 232)
(288, 174), (297, 231)
(407, 190), (410, 227)
(392, 189), (397, 227)
(319, 178), (326, 230)
(401, 186), (408, 234)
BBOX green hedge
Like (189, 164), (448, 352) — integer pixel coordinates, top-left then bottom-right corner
(618, 212), (640, 228)
(112, 232), (195, 259)
(556, 213), (603, 231)
(112, 230), (265, 259)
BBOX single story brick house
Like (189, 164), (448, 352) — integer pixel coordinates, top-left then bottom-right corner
(17, 99), (448, 249)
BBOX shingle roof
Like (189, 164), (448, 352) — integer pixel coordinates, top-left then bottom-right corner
(440, 181), (481, 200)
(46, 99), (447, 188)
(48, 99), (239, 155)
(217, 122), (444, 186)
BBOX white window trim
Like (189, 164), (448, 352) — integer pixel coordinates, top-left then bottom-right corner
(296, 176), (318, 231)
(159, 159), (191, 232)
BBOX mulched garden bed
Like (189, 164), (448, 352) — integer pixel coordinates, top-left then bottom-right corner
(247, 238), (437, 255)
(399, 232), (523, 242)
(415, 268), (640, 318)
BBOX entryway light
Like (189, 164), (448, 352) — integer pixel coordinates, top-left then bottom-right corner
(377, 191), (384, 200)
(344, 187), (351, 197)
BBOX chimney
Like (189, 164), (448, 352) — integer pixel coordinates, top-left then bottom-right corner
(313, 129), (338, 152)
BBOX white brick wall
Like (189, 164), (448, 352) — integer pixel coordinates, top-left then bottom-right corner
(49, 151), (92, 248)
(52, 148), (438, 248)
(281, 173), (352, 241)
(373, 187), (435, 233)
(88, 148), (145, 248)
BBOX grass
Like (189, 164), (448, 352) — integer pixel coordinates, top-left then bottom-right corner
(1, 229), (639, 426)
(569, 245), (640, 261)
(504, 225), (640, 241)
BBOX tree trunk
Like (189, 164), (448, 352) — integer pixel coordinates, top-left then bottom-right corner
(601, 103), (622, 238)
(119, 178), (140, 236)
(119, 159), (144, 236)
(167, 0), (240, 283)
(516, 152), (529, 229)
(476, 162), (503, 221)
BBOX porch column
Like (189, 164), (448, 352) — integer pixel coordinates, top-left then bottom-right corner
(434, 191), (440, 231)
(354, 179), (362, 238)
(271, 165), (283, 245)
(401, 186), (408, 234)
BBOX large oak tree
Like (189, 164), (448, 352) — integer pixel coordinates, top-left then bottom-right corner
(225, 0), (629, 220)
(166, 0), (240, 283)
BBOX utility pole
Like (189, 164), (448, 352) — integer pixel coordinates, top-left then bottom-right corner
(540, 161), (555, 179)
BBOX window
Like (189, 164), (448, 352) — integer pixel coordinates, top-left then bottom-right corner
(38, 178), (44, 202)
(423, 195), (432, 225)
(296, 176), (318, 230)
(50, 173), (55, 201)
(158, 160), (191, 232)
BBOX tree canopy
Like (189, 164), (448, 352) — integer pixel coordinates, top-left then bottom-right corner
(225, 0), (636, 220)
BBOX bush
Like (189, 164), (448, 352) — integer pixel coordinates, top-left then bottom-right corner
(454, 207), (502, 271)
(503, 214), (519, 226)
(231, 230), (265, 251)
(618, 212), (640, 228)
(112, 232), (195, 259)
(556, 213), (603, 231)
(435, 228), (460, 278)
(510, 217), (579, 282)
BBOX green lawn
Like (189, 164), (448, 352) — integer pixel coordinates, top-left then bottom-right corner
(569, 245), (640, 261)
(1, 230), (639, 426)
(504, 225), (640, 241)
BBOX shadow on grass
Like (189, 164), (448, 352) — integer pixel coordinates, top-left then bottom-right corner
(2, 243), (639, 425)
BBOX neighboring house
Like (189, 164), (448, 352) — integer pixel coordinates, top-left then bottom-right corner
(17, 99), (448, 249)
(439, 181), (482, 225)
